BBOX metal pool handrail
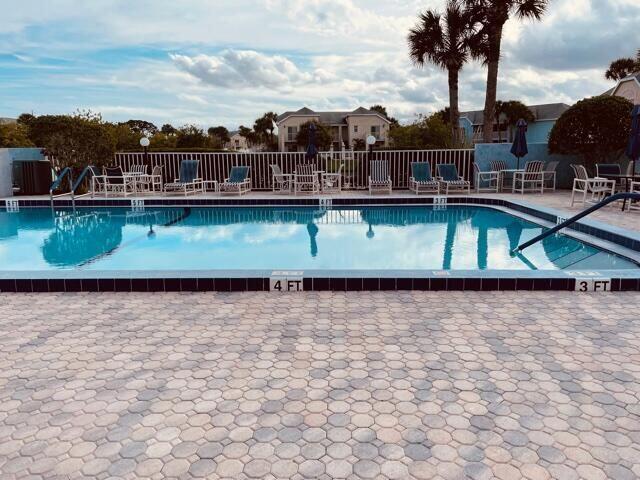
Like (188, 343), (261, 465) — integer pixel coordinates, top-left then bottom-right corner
(514, 192), (640, 253)
(49, 167), (74, 203)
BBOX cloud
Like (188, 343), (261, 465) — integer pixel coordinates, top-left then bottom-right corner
(1, 0), (640, 129)
(170, 50), (319, 91)
(177, 93), (208, 106)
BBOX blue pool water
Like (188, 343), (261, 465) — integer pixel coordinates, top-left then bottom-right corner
(0, 206), (637, 271)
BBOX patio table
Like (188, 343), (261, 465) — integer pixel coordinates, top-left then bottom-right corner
(123, 172), (146, 195)
(499, 169), (524, 192)
(598, 173), (640, 210)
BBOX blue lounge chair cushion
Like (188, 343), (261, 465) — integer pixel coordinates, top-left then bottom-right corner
(438, 164), (459, 182)
(179, 160), (199, 183)
(412, 162), (433, 182)
(229, 166), (249, 183)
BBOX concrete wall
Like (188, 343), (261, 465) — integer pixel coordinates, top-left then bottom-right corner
(474, 142), (580, 189)
(0, 148), (46, 197)
(526, 120), (554, 143)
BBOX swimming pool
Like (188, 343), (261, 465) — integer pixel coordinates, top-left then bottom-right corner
(1, 205), (637, 272)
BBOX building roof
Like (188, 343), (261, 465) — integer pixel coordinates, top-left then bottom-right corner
(604, 71), (640, 96)
(460, 103), (571, 125)
(277, 107), (390, 125)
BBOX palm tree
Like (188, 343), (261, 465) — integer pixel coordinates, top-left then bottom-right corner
(494, 100), (506, 142)
(466, 0), (549, 143)
(408, 0), (476, 144)
(605, 49), (640, 81)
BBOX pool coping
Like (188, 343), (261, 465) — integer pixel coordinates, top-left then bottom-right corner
(2, 195), (640, 292)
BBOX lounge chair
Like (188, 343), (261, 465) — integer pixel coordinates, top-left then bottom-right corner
(437, 164), (470, 194)
(513, 161), (545, 194)
(294, 164), (320, 195)
(321, 164), (343, 194)
(164, 159), (203, 196)
(409, 162), (439, 194)
(271, 164), (292, 193)
(473, 163), (499, 193)
(221, 166), (251, 195)
(570, 164), (615, 206)
(368, 160), (392, 194)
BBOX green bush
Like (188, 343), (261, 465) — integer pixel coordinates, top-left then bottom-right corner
(549, 95), (633, 171)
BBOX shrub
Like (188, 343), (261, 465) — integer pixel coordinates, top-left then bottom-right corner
(549, 95), (633, 171)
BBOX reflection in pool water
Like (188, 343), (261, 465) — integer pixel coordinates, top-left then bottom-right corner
(0, 206), (637, 271)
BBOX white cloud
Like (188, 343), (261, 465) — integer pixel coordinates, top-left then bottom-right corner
(171, 50), (318, 91)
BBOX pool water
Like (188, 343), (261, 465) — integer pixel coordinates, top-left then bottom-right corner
(0, 206), (637, 271)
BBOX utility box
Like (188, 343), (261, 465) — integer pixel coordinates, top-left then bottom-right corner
(12, 160), (52, 195)
(0, 148), (48, 197)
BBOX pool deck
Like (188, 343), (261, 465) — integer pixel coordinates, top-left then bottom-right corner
(2, 191), (640, 479)
(1, 291), (639, 480)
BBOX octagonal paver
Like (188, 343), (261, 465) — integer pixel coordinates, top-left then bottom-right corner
(0, 290), (639, 479)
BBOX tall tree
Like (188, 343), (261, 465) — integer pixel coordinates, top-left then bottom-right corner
(408, 0), (476, 144)
(121, 120), (158, 137)
(605, 49), (640, 81)
(493, 100), (507, 142)
(466, 0), (549, 143)
(208, 126), (230, 143)
(502, 100), (534, 141)
(160, 123), (177, 135)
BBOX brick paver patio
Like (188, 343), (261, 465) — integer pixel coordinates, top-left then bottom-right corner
(1, 291), (639, 479)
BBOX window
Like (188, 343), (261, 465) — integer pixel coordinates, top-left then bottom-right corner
(287, 126), (298, 142)
(371, 125), (381, 139)
(353, 125), (359, 133)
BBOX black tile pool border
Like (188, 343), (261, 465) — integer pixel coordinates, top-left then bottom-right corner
(2, 196), (640, 292)
(2, 276), (639, 292)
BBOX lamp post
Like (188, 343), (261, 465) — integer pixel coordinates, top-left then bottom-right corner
(140, 137), (150, 173)
(366, 135), (376, 162)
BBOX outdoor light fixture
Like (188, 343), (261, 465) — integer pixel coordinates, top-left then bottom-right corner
(140, 137), (150, 171)
(366, 134), (376, 162)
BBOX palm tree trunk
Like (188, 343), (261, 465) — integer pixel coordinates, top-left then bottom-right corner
(482, 26), (503, 144)
(448, 68), (460, 146)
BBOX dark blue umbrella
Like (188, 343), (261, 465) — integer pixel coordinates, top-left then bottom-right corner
(306, 123), (318, 161)
(626, 105), (640, 175)
(510, 119), (528, 170)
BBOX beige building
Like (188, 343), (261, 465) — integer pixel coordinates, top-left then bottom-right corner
(276, 107), (391, 152)
(225, 131), (249, 151)
(607, 72), (640, 105)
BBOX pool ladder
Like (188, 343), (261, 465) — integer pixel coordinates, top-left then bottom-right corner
(49, 166), (97, 207)
(514, 192), (640, 253)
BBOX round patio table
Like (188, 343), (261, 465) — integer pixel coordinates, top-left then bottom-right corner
(598, 173), (640, 210)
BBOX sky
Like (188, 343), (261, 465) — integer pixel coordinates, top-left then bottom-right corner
(1, 0), (639, 129)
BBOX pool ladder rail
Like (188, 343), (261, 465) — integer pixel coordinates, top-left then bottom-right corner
(514, 192), (640, 253)
(49, 166), (98, 207)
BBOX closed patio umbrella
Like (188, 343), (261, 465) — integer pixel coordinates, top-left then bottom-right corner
(306, 123), (318, 161)
(626, 105), (640, 175)
(510, 119), (528, 170)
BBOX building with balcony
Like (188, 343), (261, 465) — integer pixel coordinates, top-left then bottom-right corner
(459, 103), (570, 144)
(276, 107), (391, 152)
